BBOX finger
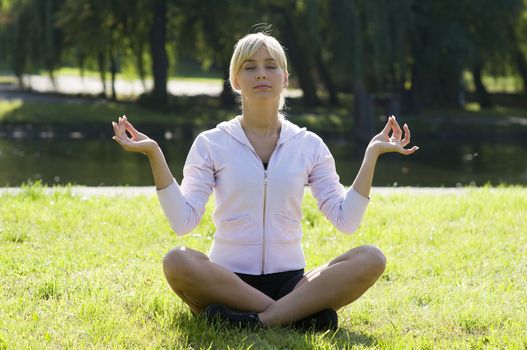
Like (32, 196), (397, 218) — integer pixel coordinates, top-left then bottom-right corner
(124, 119), (138, 138)
(112, 135), (125, 148)
(401, 145), (419, 155)
(381, 116), (392, 135)
(392, 116), (403, 140)
(113, 134), (127, 146)
(114, 120), (126, 138)
(113, 135), (135, 151)
(112, 122), (121, 137)
(118, 116), (126, 135)
(401, 123), (411, 147)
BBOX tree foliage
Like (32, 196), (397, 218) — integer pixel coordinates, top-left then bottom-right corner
(0, 0), (525, 110)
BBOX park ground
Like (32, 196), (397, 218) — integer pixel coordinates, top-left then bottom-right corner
(0, 184), (526, 349)
(1, 72), (526, 349)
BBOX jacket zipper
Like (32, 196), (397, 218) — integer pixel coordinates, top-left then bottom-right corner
(261, 169), (268, 274)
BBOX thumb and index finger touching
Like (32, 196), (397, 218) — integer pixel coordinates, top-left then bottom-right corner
(112, 115), (138, 138)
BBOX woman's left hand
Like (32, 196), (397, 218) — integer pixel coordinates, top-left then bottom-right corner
(367, 115), (419, 157)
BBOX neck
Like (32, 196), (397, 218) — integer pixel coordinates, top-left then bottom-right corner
(240, 100), (281, 136)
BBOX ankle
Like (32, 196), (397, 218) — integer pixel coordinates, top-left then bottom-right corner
(257, 311), (271, 327)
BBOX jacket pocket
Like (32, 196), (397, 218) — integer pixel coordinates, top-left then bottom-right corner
(215, 214), (257, 243)
(270, 213), (302, 242)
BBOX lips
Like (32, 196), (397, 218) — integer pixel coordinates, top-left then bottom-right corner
(254, 84), (272, 89)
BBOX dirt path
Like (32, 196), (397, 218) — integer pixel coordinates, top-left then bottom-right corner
(0, 74), (302, 102)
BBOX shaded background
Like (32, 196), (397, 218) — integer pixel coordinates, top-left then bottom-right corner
(0, 0), (526, 187)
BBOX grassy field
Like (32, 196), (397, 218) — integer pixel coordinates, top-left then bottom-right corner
(1, 184), (526, 349)
(0, 98), (353, 140)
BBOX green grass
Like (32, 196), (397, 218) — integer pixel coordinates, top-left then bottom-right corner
(0, 93), (525, 129)
(0, 99), (352, 137)
(462, 70), (525, 93)
(1, 183), (526, 349)
(0, 76), (16, 84)
(0, 99), (231, 127)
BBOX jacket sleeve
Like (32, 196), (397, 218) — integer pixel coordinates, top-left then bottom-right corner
(308, 139), (369, 234)
(156, 134), (215, 235)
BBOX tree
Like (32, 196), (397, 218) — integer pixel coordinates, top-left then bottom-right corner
(173, 0), (261, 107)
(267, 0), (321, 107)
(463, 0), (523, 107)
(0, 0), (63, 88)
(57, 0), (124, 100)
(150, 0), (168, 105)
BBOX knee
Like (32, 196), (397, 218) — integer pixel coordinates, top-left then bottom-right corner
(162, 246), (195, 281)
(357, 245), (386, 278)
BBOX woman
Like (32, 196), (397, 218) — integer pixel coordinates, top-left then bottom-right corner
(112, 32), (418, 331)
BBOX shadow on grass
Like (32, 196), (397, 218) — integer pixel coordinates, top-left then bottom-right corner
(169, 311), (377, 349)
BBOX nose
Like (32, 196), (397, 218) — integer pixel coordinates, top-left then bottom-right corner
(256, 68), (266, 80)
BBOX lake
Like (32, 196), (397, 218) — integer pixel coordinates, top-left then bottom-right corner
(1, 127), (526, 187)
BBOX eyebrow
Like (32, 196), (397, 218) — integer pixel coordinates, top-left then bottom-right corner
(242, 58), (277, 64)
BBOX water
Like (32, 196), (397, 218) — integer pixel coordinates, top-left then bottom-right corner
(1, 132), (526, 187)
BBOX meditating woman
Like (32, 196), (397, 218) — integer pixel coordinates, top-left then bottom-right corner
(112, 31), (418, 331)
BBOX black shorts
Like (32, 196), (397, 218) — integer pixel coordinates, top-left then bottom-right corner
(235, 269), (305, 301)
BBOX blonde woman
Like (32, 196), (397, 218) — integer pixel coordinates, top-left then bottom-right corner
(112, 31), (418, 331)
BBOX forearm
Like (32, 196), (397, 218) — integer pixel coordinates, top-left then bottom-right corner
(147, 145), (176, 190)
(351, 146), (379, 198)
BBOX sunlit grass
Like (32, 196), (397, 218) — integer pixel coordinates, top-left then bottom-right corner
(0, 99), (350, 135)
(462, 70), (525, 93)
(1, 183), (526, 349)
(0, 76), (16, 84)
(0, 99), (22, 118)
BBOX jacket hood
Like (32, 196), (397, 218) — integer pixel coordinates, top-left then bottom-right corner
(217, 116), (305, 147)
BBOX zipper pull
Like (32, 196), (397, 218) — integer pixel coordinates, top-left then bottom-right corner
(264, 170), (268, 184)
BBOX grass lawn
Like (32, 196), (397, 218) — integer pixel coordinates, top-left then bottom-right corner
(1, 97), (526, 143)
(1, 184), (526, 349)
(0, 99), (353, 139)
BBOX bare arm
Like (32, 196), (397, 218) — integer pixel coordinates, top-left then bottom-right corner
(352, 115), (419, 198)
(112, 115), (174, 190)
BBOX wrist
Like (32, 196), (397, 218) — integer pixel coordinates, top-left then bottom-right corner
(365, 143), (381, 159)
(145, 142), (161, 158)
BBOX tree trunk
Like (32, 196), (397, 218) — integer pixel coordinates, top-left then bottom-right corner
(268, 4), (320, 107)
(348, 0), (373, 141)
(109, 49), (117, 101)
(48, 69), (57, 90)
(514, 47), (527, 96)
(97, 51), (107, 97)
(77, 51), (85, 80)
(135, 42), (147, 90)
(150, 0), (168, 105)
(507, 23), (527, 96)
(353, 81), (374, 143)
(44, 0), (56, 90)
(472, 62), (491, 108)
(315, 50), (339, 106)
(409, 55), (462, 111)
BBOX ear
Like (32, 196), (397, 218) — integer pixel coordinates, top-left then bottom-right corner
(283, 72), (289, 88)
(233, 76), (240, 91)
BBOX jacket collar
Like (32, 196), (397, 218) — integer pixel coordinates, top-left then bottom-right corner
(217, 115), (305, 147)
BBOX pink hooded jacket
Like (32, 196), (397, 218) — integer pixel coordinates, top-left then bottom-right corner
(157, 116), (369, 275)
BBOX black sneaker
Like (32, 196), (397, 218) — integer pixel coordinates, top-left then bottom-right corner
(291, 309), (338, 332)
(202, 304), (262, 329)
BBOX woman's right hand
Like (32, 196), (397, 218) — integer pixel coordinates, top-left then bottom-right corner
(112, 115), (158, 156)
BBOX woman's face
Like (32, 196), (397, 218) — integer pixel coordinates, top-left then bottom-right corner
(234, 46), (288, 105)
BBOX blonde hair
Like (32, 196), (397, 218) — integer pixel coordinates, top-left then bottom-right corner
(229, 32), (288, 112)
